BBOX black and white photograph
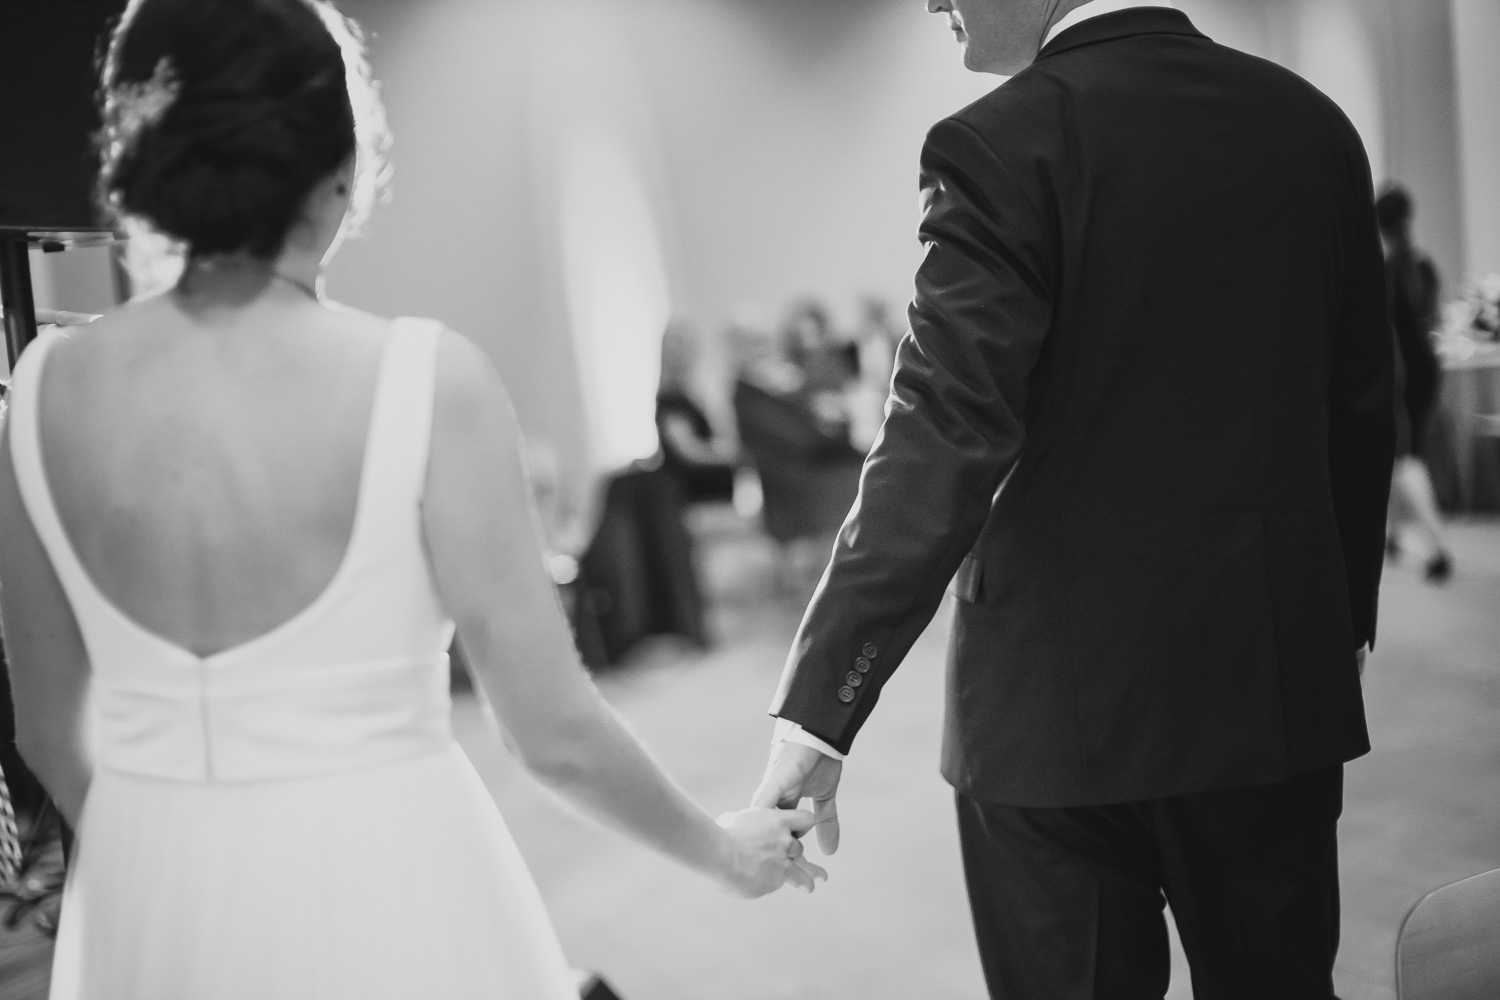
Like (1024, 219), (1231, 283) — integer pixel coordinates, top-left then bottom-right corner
(0, 0), (1498, 997)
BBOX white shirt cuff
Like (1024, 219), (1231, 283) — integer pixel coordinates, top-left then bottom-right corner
(772, 718), (847, 761)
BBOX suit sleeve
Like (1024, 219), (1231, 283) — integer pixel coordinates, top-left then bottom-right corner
(1328, 188), (1396, 651)
(768, 119), (1054, 753)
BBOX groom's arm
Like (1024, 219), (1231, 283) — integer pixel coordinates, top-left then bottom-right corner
(769, 118), (1054, 753)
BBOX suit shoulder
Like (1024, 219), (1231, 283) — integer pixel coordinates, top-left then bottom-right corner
(943, 70), (1060, 134)
(1205, 41), (1370, 157)
(1224, 43), (1368, 134)
(922, 73), (1063, 167)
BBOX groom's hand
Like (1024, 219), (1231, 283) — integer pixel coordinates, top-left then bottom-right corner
(753, 741), (843, 855)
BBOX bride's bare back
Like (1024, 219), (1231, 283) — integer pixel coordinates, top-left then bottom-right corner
(37, 290), (390, 658)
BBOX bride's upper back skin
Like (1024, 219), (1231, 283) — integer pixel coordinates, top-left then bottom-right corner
(38, 287), (391, 659)
(34, 0), (400, 658)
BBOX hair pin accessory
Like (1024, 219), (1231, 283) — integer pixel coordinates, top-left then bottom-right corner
(104, 57), (181, 155)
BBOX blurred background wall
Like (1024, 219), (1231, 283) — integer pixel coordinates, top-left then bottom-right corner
(27, 0), (1500, 524)
(1451, 0), (1500, 286)
(322, 0), (995, 525)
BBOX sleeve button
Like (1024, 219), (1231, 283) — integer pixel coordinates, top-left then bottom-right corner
(862, 643), (879, 658)
(838, 686), (856, 703)
(854, 657), (871, 673)
(846, 671), (863, 687)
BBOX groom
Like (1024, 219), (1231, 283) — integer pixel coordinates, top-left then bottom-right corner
(755, 0), (1393, 996)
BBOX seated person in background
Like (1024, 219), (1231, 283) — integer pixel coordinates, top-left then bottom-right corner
(655, 320), (738, 504)
(731, 319), (855, 459)
(780, 299), (858, 395)
(779, 300), (859, 436)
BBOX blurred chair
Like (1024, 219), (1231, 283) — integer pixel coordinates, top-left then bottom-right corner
(1472, 413), (1500, 512)
(732, 379), (863, 586)
(1395, 867), (1500, 1000)
(1423, 407), (1462, 512)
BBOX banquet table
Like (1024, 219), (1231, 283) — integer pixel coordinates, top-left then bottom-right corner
(1435, 341), (1500, 512)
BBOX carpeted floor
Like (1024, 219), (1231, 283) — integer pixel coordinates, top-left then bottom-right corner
(463, 513), (1500, 1000)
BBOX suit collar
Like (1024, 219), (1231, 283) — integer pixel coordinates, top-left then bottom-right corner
(1037, 7), (1204, 60)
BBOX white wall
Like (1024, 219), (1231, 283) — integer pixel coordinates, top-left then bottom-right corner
(332, 0), (991, 519)
(1452, 0), (1500, 281)
(1374, 0), (1464, 290)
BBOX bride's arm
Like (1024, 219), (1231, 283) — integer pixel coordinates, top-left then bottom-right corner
(0, 422), (92, 829)
(421, 331), (820, 898)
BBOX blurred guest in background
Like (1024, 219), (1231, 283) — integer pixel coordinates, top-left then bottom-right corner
(780, 299), (857, 396)
(1377, 184), (1453, 581)
(655, 320), (738, 504)
(779, 299), (858, 441)
(730, 312), (862, 467)
(730, 316), (863, 580)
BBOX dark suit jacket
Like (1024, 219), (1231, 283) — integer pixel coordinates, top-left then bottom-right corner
(770, 9), (1395, 807)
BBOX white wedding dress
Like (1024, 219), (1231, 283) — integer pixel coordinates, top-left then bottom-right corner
(8, 319), (578, 1000)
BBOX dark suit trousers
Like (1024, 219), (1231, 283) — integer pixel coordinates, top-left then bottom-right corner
(955, 766), (1343, 1000)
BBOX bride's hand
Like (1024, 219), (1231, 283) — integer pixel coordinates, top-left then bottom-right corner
(715, 807), (826, 898)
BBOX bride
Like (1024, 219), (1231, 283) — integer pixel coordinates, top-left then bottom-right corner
(0, 1), (823, 997)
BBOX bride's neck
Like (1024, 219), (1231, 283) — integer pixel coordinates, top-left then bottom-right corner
(175, 248), (323, 309)
(273, 243), (325, 294)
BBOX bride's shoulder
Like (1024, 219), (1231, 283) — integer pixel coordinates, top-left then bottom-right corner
(419, 326), (520, 443)
(318, 302), (397, 343)
(319, 307), (501, 403)
(38, 297), (162, 369)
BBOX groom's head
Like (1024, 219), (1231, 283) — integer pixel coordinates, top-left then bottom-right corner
(927, 0), (1094, 76)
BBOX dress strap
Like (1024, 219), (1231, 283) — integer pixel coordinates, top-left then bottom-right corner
(6, 329), (108, 619)
(359, 318), (445, 523)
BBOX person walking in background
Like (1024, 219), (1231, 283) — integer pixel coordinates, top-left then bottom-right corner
(0, 2), (820, 998)
(754, 0), (1394, 997)
(1377, 183), (1454, 582)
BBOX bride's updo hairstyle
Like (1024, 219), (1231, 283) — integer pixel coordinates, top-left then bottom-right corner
(98, 0), (389, 260)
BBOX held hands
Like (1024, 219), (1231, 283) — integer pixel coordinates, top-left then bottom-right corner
(715, 807), (827, 898)
(712, 739), (843, 899)
(753, 740), (843, 855)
